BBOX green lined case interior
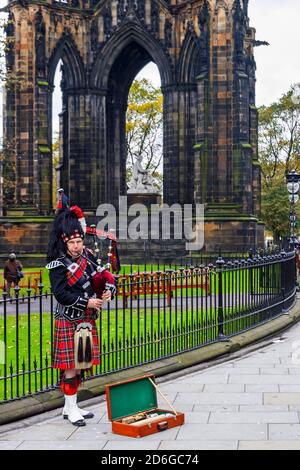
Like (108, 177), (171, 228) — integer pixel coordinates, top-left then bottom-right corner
(109, 377), (158, 421)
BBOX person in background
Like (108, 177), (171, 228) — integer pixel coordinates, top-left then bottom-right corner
(56, 188), (69, 211)
(4, 253), (23, 298)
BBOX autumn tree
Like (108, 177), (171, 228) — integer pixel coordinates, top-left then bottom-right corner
(259, 88), (300, 185)
(258, 86), (300, 241)
(126, 78), (163, 192)
(260, 169), (293, 242)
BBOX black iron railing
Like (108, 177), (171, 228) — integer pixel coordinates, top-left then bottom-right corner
(0, 250), (297, 403)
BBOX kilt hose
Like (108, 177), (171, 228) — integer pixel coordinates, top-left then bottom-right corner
(52, 309), (100, 370)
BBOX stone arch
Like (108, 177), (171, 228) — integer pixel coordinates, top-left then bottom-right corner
(177, 30), (201, 84)
(175, 30), (204, 206)
(89, 21), (175, 206)
(46, 34), (86, 205)
(48, 33), (86, 89)
(3, 0), (262, 253)
(90, 21), (173, 90)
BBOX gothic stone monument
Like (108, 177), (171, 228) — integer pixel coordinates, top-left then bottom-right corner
(0, 0), (264, 261)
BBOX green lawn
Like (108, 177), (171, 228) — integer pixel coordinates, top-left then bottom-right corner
(0, 298), (269, 402)
(0, 306), (216, 399)
(1, 263), (282, 299)
(0, 262), (283, 401)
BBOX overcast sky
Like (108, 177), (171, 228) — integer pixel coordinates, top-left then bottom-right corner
(139, 0), (300, 107)
(1, 0), (300, 141)
(249, 0), (300, 106)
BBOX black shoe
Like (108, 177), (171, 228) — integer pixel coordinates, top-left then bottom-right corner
(63, 411), (94, 420)
(71, 419), (86, 427)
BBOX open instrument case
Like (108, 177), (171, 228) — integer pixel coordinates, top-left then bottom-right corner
(105, 374), (185, 438)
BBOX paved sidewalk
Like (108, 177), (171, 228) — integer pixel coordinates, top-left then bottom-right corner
(1, 320), (300, 450)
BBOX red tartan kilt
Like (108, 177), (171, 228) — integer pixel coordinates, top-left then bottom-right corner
(52, 310), (100, 370)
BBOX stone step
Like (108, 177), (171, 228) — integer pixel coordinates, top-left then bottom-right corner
(5, 206), (39, 217)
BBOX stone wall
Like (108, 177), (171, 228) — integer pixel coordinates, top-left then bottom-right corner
(1, 0), (263, 253)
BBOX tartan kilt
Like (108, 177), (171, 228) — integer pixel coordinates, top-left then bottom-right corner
(52, 309), (100, 370)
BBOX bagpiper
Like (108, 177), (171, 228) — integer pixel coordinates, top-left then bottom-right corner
(46, 205), (116, 426)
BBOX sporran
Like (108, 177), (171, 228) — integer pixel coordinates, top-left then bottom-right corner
(74, 322), (94, 369)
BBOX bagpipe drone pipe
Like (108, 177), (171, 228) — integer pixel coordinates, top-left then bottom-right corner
(58, 204), (120, 300)
(84, 225), (120, 299)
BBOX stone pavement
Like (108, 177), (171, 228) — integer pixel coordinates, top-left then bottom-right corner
(2, 320), (300, 450)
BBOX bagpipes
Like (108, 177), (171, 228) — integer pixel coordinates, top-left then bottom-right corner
(62, 204), (120, 299)
(84, 225), (120, 299)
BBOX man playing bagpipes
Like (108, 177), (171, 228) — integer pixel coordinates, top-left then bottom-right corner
(46, 205), (118, 427)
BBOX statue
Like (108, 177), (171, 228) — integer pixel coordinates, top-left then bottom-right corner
(137, 0), (144, 20)
(5, 14), (14, 72)
(198, 0), (210, 73)
(35, 10), (46, 75)
(151, 0), (159, 33)
(233, 0), (246, 71)
(104, 7), (112, 36)
(164, 19), (172, 48)
(91, 18), (99, 52)
(117, 0), (126, 23)
(128, 155), (158, 193)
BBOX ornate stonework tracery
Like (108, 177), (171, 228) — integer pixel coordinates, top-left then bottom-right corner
(2, 0), (262, 251)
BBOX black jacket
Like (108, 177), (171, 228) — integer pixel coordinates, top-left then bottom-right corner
(46, 249), (98, 322)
